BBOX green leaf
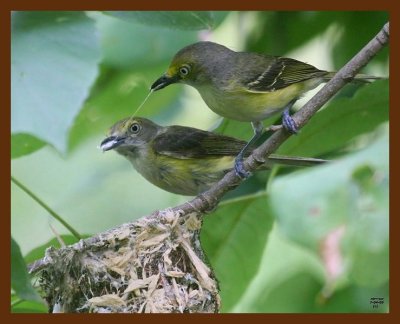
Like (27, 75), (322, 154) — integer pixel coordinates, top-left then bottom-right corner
(11, 133), (46, 159)
(343, 163), (389, 287)
(245, 272), (322, 312)
(103, 11), (216, 30)
(201, 194), (274, 312)
(278, 80), (389, 157)
(11, 11), (101, 154)
(270, 130), (388, 287)
(231, 226), (324, 312)
(11, 238), (42, 303)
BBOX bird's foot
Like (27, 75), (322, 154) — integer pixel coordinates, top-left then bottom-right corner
(282, 109), (298, 134)
(234, 157), (251, 179)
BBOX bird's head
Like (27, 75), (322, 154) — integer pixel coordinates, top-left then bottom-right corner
(100, 117), (161, 154)
(151, 41), (232, 91)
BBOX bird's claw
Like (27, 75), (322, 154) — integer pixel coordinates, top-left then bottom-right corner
(282, 109), (298, 134)
(234, 158), (251, 179)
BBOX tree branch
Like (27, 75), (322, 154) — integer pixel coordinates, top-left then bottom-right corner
(27, 22), (389, 313)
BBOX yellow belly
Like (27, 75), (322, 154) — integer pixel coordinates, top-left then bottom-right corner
(197, 79), (323, 122)
(132, 152), (235, 196)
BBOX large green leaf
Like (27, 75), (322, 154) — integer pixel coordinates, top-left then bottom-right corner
(103, 11), (217, 30)
(11, 11), (101, 155)
(343, 163), (389, 287)
(270, 130), (388, 288)
(230, 226), (325, 312)
(201, 194), (274, 311)
(11, 238), (42, 303)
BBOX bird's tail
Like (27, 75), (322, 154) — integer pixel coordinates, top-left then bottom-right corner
(323, 71), (384, 83)
(263, 154), (328, 168)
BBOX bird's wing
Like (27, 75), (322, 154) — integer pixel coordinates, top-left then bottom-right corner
(152, 126), (246, 159)
(244, 57), (328, 92)
(152, 126), (329, 167)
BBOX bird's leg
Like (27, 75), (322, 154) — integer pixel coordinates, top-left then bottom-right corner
(281, 99), (298, 134)
(234, 121), (264, 178)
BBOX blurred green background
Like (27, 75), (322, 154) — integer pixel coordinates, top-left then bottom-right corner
(11, 11), (389, 313)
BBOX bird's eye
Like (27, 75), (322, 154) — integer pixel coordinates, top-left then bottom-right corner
(130, 123), (141, 134)
(179, 65), (190, 77)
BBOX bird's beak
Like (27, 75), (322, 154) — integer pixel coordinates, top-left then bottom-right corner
(151, 73), (179, 91)
(100, 136), (126, 152)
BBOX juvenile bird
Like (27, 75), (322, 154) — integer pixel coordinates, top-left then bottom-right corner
(100, 117), (327, 196)
(150, 41), (378, 176)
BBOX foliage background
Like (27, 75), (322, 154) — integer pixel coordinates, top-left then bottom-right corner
(11, 11), (389, 313)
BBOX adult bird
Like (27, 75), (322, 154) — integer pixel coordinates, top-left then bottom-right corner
(100, 117), (327, 196)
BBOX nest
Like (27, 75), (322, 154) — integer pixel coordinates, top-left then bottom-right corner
(38, 209), (220, 313)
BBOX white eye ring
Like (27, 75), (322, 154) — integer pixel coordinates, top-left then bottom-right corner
(130, 123), (141, 134)
(179, 65), (190, 76)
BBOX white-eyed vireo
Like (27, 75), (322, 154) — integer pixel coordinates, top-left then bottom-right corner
(150, 41), (378, 176)
(100, 117), (326, 196)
